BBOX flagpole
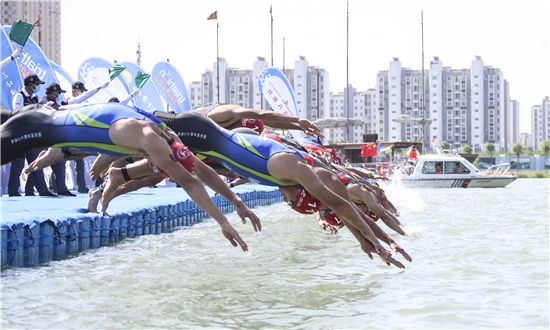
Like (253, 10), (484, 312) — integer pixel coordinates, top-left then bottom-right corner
(421, 10), (425, 153)
(270, 5), (273, 67)
(346, 0), (350, 142)
(216, 18), (220, 103)
(207, 11), (220, 102)
(282, 37), (285, 73)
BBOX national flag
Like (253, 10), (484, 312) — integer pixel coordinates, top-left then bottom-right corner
(207, 11), (217, 20)
(9, 20), (34, 46)
(361, 142), (378, 157)
(33, 20), (40, 27)
(135, 71), (151, 89)
(108, 61), (126, 80)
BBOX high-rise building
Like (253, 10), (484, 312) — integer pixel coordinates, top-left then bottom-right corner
(1, 0), (61, 64)
(187, 81), (202, 109)
(293, 56), (330, 122)
(531, 96), (550, 150)
(194, 54), (523, 152)
(252, 56), (268, 110)
(370, 56), (514, 152)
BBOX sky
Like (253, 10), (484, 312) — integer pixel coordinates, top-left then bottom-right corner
(60, 0), (549, 133)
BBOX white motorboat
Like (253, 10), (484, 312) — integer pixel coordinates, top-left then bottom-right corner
(387, 152), (518, 188)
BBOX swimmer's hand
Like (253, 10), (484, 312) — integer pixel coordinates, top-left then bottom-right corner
(235, 203), (262, 232)
(390, 242), (412, 262)
(220, 221), (249, 252)
(298, 118), (324, 138)
(318, 218), (339, 234)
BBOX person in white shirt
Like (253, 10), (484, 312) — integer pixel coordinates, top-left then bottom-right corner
(8, 74), (56, 197)
(66, 80), (109, 105)
(64, 80), (109, 193)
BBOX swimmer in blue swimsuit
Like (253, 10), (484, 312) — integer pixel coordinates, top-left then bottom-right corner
(2, 103), (259, 252)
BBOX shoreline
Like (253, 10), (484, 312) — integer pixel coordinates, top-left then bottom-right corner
(516, 170), (550, 178)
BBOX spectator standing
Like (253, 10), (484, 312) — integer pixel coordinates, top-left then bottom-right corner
(40, 83), (75, 196)
(8, 74), (56, 197)
(65, 80), (109, 193)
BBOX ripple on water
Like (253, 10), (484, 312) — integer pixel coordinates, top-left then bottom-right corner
(1, 179), (548, 329)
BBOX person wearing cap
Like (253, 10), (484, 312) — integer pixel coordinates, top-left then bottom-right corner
(11, 74), (44, 110)
(65, 80), (108, 193)
(66, 81), (110, 105)
(7, 74), (55, 197)
(39, 83), (76, 196)
(40, 83), (66, 110)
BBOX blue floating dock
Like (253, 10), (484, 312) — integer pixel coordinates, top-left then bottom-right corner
(1, 184), (283, 268)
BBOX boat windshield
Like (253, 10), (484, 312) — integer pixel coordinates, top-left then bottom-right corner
(444, 162), (470, 174)
(421, 161), (470, 174)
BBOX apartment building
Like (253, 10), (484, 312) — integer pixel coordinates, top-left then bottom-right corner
(369, 56), (514, 152)
(531, 96), (550, 150)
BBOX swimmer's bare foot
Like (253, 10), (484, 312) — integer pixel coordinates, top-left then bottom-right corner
(100, 167), (125, 215)
(25, 148), (64, 173)
(87, 187), (102, 213)
(90, 155), (118, 181)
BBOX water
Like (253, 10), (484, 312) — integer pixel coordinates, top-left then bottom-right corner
(2, 179), (549, 329)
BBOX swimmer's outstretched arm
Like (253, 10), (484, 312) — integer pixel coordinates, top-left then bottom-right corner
(192, 159), (262, 232)
(109, 120), (249, 251)
(347, 185), (405, 236)
(226, 177), (249, 188)
(353, 206), (411, 263)
(268, 153), (388, 260)
(345, 224), (406, 269)
(208, 104), (324, 137)
(314, 210), (339, 234)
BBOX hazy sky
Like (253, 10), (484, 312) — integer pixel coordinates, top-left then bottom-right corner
(60, 0), (549, 133)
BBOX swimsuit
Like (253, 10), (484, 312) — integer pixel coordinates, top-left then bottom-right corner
(1, 103), (163, 164)
(154, 111), (306, 186)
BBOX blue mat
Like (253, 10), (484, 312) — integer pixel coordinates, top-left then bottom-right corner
(1, 184), (283, 267)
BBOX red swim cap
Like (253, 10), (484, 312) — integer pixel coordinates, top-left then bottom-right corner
(171, 141), (195, 172)
(242, 119), (264, 133)
(155, 141), (195, 177)
(323, 211), (345, 228)
(291, 188), (322, 214)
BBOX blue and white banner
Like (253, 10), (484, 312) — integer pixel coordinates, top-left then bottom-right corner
(49, 60), (74, 103)
(1, 27), (23, 110)
(151, 61), (191, 113)
(257, 67), (303, 141)
(3, 26), (58, 102)
(77, 57), (132, 104)
(121, 61), (164, 112)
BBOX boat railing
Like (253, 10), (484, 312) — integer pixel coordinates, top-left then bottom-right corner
(481, 163), (515, 176)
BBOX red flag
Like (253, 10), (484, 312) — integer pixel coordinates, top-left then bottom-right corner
(207, 11), (217, 20)
(33, 20), (40, 27)
(361, 142), (378, 157)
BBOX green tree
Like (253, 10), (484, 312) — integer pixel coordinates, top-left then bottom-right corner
(511, 143), (523, 173)
(461, 144), (472, 154)
(440, 141), (451, 151)
(485, 142), (496, 165)
(538, 140), (550, 171)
